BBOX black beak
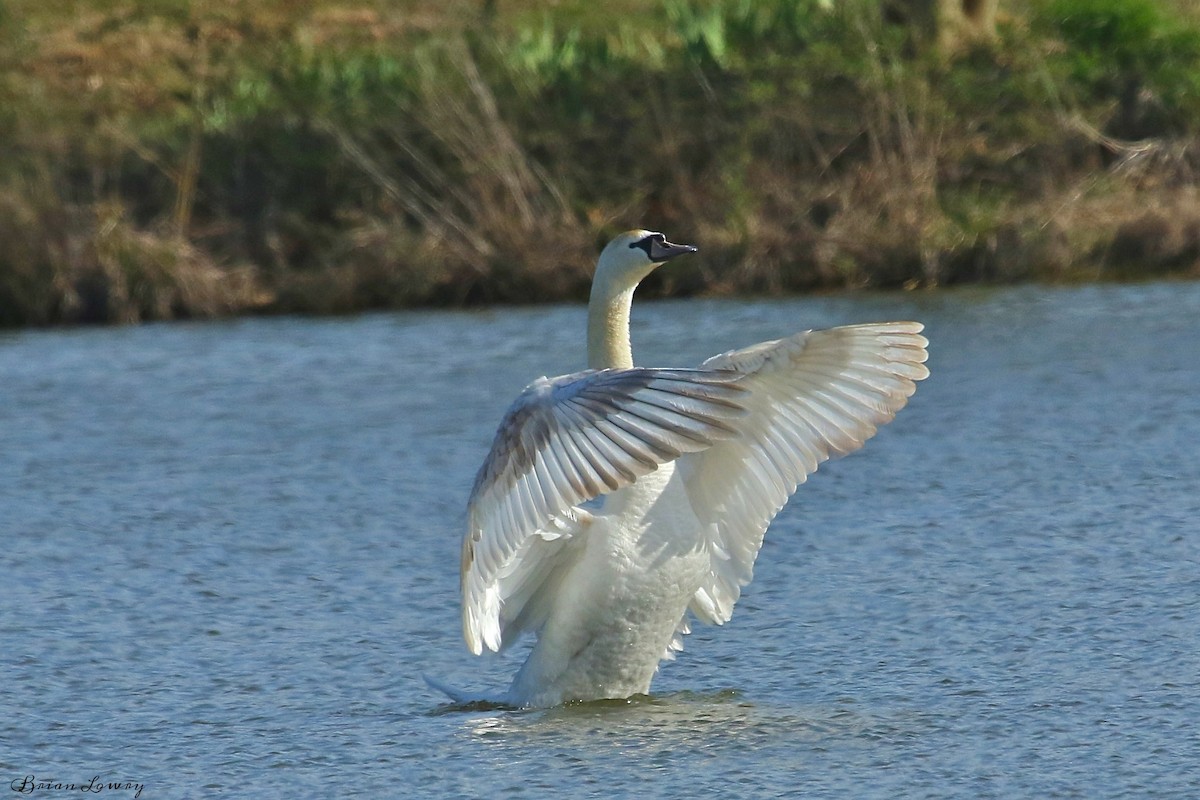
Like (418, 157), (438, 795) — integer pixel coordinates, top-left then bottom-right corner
(648, 238), (698, 263)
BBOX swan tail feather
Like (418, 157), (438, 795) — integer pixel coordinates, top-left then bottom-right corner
(424, 674), (514, 708)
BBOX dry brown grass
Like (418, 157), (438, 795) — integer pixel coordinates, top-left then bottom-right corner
(0, 191), (269, 326)
(2, 0), (1199, 326)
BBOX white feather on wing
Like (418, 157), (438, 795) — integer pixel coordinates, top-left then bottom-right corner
(679, 322), (931, 626)
(461, 367), (750, 655)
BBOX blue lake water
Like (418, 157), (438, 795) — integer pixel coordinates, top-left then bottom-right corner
(2, 282), (1198, 798)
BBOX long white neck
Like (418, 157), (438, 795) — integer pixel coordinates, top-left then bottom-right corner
(586, 273), (636, 370)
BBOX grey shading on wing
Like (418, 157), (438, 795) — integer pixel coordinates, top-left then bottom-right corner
(461, 367), (750, 655)
(680, 322), (930, 626)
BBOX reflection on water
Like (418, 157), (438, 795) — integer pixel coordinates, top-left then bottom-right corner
(453, 689), (903, 747)
(2, 282), (1199, 798)
(440, 690), (935, 797)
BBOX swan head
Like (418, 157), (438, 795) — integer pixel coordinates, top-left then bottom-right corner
(595, 230), (697, 289)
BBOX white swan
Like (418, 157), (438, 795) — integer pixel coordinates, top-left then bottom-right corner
(457, 230), (929, 707)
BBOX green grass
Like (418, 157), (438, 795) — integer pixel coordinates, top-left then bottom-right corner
(1, 0), (1199, 326)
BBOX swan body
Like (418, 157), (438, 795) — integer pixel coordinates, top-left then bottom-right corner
(457, 230), (929, 707)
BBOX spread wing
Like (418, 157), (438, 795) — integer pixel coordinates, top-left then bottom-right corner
(461, 367), (749, 654)
(680, 322), (930, 626)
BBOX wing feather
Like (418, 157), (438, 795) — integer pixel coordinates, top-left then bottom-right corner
(462, 367), (749, 654)
(681, 322), (929, 625)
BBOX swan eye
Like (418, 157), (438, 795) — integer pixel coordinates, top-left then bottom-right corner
(630, 232), (664, 257)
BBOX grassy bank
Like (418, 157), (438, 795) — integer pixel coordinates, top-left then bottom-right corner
(2, 0), (1199, 326)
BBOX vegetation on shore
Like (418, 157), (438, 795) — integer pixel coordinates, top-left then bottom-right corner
(2, 0), (1199, 326)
